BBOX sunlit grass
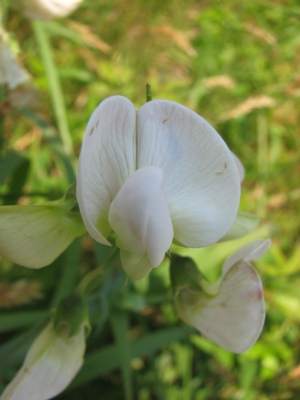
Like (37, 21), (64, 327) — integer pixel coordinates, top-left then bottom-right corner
(0, 0), (299, 399)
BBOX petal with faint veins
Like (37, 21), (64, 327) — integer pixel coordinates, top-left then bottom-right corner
(0, 323), (85, 400)
(0, 204), (85, 268)
(177, 261), (265, 353)
(77, 96), (136, 245)
(108, 166), (173, 268)
(221, 239), (271, 279)
(137, 100), (240, 248)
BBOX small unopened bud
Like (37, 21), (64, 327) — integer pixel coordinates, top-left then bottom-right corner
(0, 294), (90, 400)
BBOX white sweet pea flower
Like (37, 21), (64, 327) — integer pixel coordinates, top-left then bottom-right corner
(77, 96), (241, 279)
(19, 0), (83, 20)
(173, 239), (271, 353)
(231, 152), (245, 183)
(0, 197), (85, 268)
(0, 294), (89, 400)
(0, 29), (28, 90)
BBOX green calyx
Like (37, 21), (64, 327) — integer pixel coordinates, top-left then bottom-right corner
(170, 257), (204, 294)
(146, 83), (152, 102)
(53, 293), (90, 338)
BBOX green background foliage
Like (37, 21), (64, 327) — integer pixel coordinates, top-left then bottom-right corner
(1, 0), (300, 398)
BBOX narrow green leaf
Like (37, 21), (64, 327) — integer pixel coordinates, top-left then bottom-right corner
(50, 238), (82, 307)
(3, 158), (30, 205)
(70, 326), (193, 389)
(31, 21), (75, 163)
(111, 311), (133, 400)
(0, 311), (46, 333)
(21, 108), (75, 184)
(0, 151), (25, 187)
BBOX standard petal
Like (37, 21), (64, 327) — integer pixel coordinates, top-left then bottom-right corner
(231, 152), (245, 183)
(137, 100), (240, 248)
(120, 250), (153, 280)
(0, 323), (85, 400)
(0, 204), (85, 268)
(77, 96), (136, 245)
(219, 211), (260, 242)
(177, 261), (265, 353)
(108, 166), (173, 267)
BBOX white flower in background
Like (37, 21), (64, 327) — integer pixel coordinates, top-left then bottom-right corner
(173, 239), (271, 353)
(0, 28), (28, 90)
(0, 294), (89, 400)
(77, 95), (241, 280)
(20, 0), (83, 20)
(0, 198), (85, 269)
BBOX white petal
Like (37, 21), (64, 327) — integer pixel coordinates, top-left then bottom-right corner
(21, 0), (83, 20)
(219, 211), (260, 242)
(0, 323), (85, 400)
(222, 239), (271, 279)
(77, 96), (136, 245)
(0, 32), (28, 90)
(177, 261), (265, 353)
(0, 204), (85, 268)
(120, 250), (153, 280)
(231, 152), (245, 183)
(108, 166), (173, 267)
(137, 100), (240, 248)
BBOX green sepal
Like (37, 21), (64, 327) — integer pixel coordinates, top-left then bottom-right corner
(170, 257), (205, 294)
(53, 293), (90, 338)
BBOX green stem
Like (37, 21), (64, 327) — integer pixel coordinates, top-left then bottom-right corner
(77, 246), (120, 296)
(0, 0), (8, 27)
(146, 83), (152, 102)
(32, 21), (76, 164)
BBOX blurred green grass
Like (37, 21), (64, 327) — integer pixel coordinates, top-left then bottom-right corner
(1, 0), (300, 399)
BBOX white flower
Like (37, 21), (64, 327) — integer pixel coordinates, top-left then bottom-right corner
(0, 294), (89, 400)
(20, 0), (83, 20)
(0, 29), (28, 90)
(77, 96), (241, 279)
(0, 198), (85, 268)
(173, 239), (271, 353)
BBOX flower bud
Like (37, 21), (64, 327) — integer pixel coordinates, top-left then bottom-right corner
(0, 294), (90, 400)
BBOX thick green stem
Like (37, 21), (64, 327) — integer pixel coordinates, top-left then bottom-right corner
(77, 246), (120, 296)
(146, 83), (152, 102)
(32, 21), (76, 165)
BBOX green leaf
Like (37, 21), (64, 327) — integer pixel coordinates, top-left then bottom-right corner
(111, 311), (133, 400)
(0, 151), (26, 187)
(0, 311), (46, 333)
(3, 158), (30, 205)
(50, 238), (82, 307)
(70, 326), (193, 389)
